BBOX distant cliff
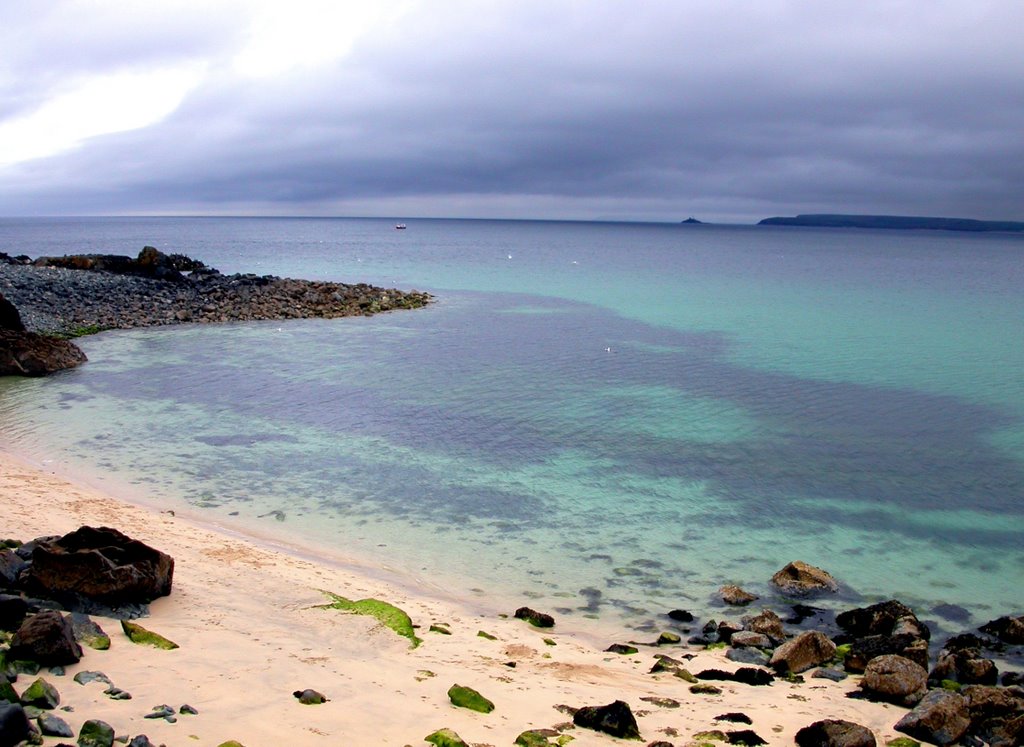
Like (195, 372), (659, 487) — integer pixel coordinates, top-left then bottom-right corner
(758, 214), (1024, 233)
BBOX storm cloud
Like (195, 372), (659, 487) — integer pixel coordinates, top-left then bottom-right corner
(1, 1), (1022, 221)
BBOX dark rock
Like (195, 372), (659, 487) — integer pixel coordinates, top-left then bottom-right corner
(144, 705), (175, 720)
(606, 644), (639, 655)
(0, 329), (87, 376)
(25, 526), (173, 609)
(717, 619), (742, 643)
(943, 633), (985, 652)
(961, 684), (1024, 745)
(770, 561), (838, 596)
(715, 713), (753, 724)
(0, 553), (28, 590)
(0, 594), (29, 632)
(720, 585), (758, 606)
(8, 610), (83, 666)
(573, 700), (641, 740)
(37, 711), (73, 737)
(845, 634), (928, 673)
(179, 704), (199, 715)
(894, 690), (970, 746)
(0, 675), (17, 704)
(836, 600), (930, 640)
(668, 609), (694, 622)
(726, 648), (770, 666)
(812, 667), (848, 682)
(514, 607), (554, 628)
(726, 729), (767, 745)
(0, 293), (25, 331)
(769, 630), (836, 674)
(742, 608), (786, 644)
(787, 604), (825, 625)
(696, 667), (774, 686)
(729, 631), (771, 649)
(929, 648), (998, 686)
(0, 703), (32, 747)
(103, 686), (131, 700)
(1002, 671), (1023, 687)
(860, 655), (928, 706)
(127, 736), (157, 747)
(690, 683), (723, 695)
(979, 615), (1024, 644)
(931, 604), (972, 623)
(795, 719), (876, 747)
(70, 613), (110, 650)
(78, 718), (116, 747)
(73, 671), (112, 687)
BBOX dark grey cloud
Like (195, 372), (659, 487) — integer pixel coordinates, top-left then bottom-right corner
(1, 1), (1022, 221)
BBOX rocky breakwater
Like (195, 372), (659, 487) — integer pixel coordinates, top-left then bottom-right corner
(0, 287), (87, 377)
(0, 246), (431, 376)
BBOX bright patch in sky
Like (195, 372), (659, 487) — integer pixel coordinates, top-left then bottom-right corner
(0, 67), (203, 168)
(232, 0), (415, 77)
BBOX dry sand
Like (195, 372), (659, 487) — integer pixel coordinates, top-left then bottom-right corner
(1, 449), (916, 746)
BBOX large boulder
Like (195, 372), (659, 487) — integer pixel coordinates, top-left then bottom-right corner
(894, 690), (970, 746)
(25, 527), (173, 609)
(929, 647), (998, 687)
(961, 685), (1024, 746)
(769, 630), (836, 674)
(795, 719), (876, 747)
(742, 608), (786, 645)
(836, 600), (929, 640)
(859, 654), (927, 706)
(0, 703), (32, 747)
(8, 610), (82, 665)
(770, 561), (838, 596)
(979, 615), (1024, 644)
(0, 329), (87, 376)
(845, 633), (929, 672)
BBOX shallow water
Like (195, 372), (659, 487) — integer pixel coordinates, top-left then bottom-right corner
(1, 217), (1022, 634)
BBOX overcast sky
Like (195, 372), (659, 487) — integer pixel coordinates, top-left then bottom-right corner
(1, 1), (1022, 222)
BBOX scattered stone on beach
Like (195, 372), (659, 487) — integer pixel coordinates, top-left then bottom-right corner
(845, 634), (929, 673)
(424, 727), (470, 747)
(70, 613), (111, 650)
(719, 585), (758, 606)
(729, 631), (772, 649)
(514, 728), (563, 746)
(894, 690), (970, 746)
(447, 684), (495, 713)
(812, 667), (849, 682)
(103, 686), (132, 700)
(696, 667), (774, 686)
(0, 703), (32, 746)
(795, 719), (877, 747)
(727, 647), (770, 666)
(668, 609), (694, 622)
(179, 704), (199, 715)
(78, 718), (116, 747)
(978, 614), (1024, 645)
(859, 655), (928, 706)
(0, 675), (18, 704)
(741, 608), (786, 645)
(37, 710), (73, 737)
(8, 610), (83, 665)
(514, 606), (555, 628)
(120, 620), (179, 649)
(715, 712), (753, 724)
(74, 671), (113, 687)
(639, 696), (680, 709)
(690, 683), (723, 695)
(716, 619), (742, 643)
(314, 591), (422, 648)
(25, 526), (174, 610)
(770, 561), (838, 596)
(769, 630), (836, 674)
(726, 728), (768, 745)
(657, 631), (681, 645)
(606, 643), (639, 655)
(18, 677), (60, 709)
(572, 699), (641, 740)
(144, 704), (177, 722)
(127, 736), (158, 747)
(293, 689), (328, 705)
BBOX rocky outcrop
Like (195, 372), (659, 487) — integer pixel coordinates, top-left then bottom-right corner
(25, 527), (173, 610)
(962, 685), (1024, 746)
(859, 654), (928, 706)
(795, 719), (876, 747)
(894, 690), (970, 746)
(845, 633), (929, 673)
(770, 561), (838, 596)
(836, 600), (930, 641)
(929, 646), (998, 686)
(0, 292), (24, 330)
(979, 614), (1024, 644)
(0, 290), (87, 376)
(742, 608), (786, 645)
(769, 630), (836, 674)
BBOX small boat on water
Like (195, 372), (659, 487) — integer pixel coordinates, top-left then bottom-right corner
(395, 223), (407, 230)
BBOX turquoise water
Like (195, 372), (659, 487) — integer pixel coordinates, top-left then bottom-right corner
(1, 217), (1022, 633)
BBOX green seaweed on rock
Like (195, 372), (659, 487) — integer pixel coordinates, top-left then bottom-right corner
(424, 728), (470, 747)
(447, 683), (495, 713)
(120, 620), (179, 650)
(315, 590), (422, 649)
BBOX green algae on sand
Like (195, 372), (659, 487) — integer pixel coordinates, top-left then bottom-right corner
(315, 590), (422, 649)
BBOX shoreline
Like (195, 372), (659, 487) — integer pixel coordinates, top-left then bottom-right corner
(1, 448), (919, 746)
(4, 449), (1022, 746)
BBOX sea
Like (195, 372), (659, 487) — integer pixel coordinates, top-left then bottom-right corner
(1, 216), (1022, 637)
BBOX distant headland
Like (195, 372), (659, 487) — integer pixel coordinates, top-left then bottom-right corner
(758, 214), (1024, 233)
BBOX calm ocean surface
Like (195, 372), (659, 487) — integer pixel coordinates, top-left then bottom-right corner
(1, 217), (1022, 634)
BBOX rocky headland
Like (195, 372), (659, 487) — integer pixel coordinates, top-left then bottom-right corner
(0, 246), (431, 376)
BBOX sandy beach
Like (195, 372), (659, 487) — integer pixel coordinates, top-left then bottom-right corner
(0, 448), (923, 747)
